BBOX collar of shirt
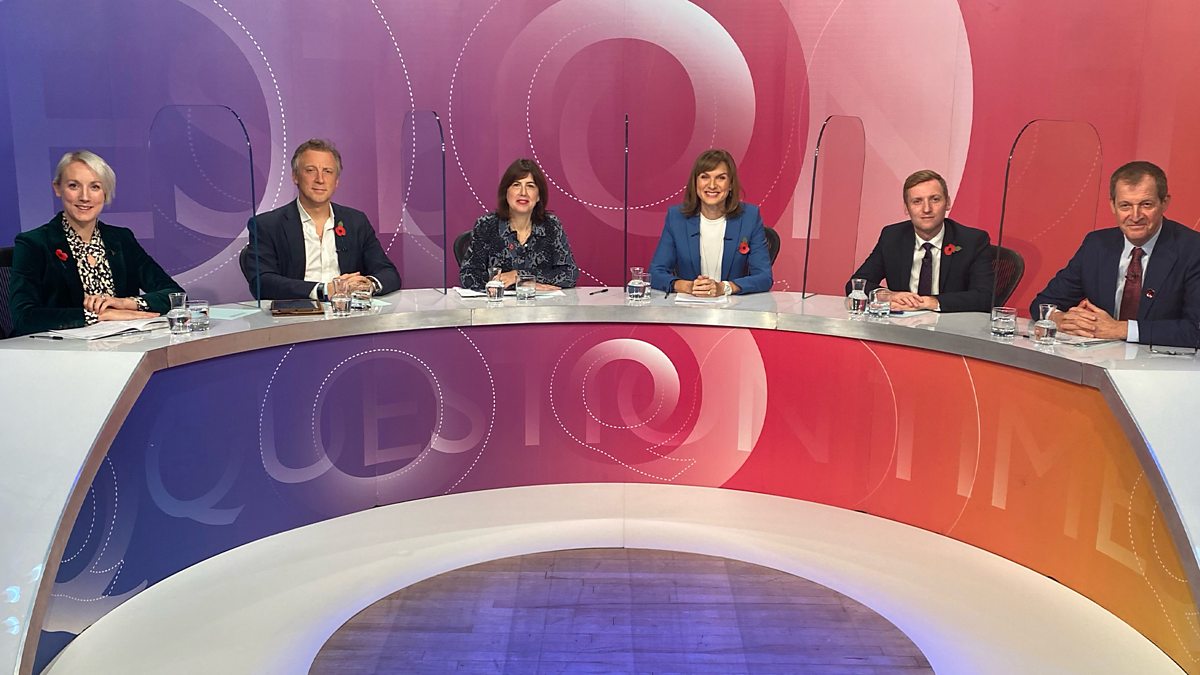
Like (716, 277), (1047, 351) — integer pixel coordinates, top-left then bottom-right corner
(498, 218), (545, 246)
(913, 226), (946, 253)
(298, 198), (336, 234)
(1120, 224), (1162, 261)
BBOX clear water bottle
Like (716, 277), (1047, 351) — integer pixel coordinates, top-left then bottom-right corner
(846, 278), (868, 315)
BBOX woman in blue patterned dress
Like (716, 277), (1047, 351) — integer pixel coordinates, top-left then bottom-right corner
(458, 159), (579, 290)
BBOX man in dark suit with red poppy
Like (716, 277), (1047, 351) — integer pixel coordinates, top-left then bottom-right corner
(847, 169), (994, 313)
(1031, 161), (1200, 348)
(241, 138), (400, 300)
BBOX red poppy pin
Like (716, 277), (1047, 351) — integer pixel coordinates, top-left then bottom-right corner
(55, 248), (68, 261)
(334, 222), (347, 237)
(943, 244), (961, 256)
(1146, 289), (1156, 299)
(738, 238), (750, 255)
(507, 242), (515, 251)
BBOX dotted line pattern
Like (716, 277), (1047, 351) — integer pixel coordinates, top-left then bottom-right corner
(210, 0), (287, 209)
(304, 349), (445, 483)
(1126, 474), (1191, 657)
(60, 488), (96, 565)
(185, 107), (250, 205)
(442, 329), (496, 494)
(447, 0), (503, 211)
(88, 457), (121, 574)
(257, 345), (296, 476)
(579, 353), (666, 430)
(547, 329), (699, 481)
(1149, 502), (1187, 584)
(1027, 144), (1102, 243)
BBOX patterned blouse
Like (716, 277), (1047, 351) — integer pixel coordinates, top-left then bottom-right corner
(62, 217), (116, 324)
(459, 213), (579, 290)
(61, 216), (150, 323)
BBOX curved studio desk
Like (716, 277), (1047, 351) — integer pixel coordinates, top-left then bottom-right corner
(1, 289), (1198, 673)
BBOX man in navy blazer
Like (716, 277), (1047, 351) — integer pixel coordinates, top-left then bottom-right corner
(241, 139), (400, 300)
(1031, 161), (1200, 348)
(848, 170), (994, 313)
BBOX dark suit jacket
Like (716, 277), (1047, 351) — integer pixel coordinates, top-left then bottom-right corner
(1031, 219), (1200, 348)
(848, 218), (994, 313)
(8, 214), (184, 337)
(241, 201), (401, 299)
(648, 203), (773, 294)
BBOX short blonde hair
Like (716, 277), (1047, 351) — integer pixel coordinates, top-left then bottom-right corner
(902, 170), (948, 202)
(54, 151), (116, 204)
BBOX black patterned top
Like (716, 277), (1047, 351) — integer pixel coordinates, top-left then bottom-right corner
(458, 213), (579, 290)
(62, 217), (116, 324)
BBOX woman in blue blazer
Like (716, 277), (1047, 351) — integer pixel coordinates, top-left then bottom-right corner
(649, 149), (773, 297)
(8, 151), (183, 337)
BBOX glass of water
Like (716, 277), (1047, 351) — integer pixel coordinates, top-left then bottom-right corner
(167, 292), (189, 334)
(350, 289), (372, 311)
(516, 271), (536, 302)
(485, 266), (504, 304)
(626, 266), (649, 305)
(867, 288), (891, 318)
(186, 300), (210, 331)
(990, 306), (1017, 338)
(1032, 303), (1058, 344)
(329, 278), (352, 316)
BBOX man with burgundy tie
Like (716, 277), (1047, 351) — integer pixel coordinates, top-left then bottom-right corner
(848, 170), (994, 312)
(1031, 161), (1200, 348)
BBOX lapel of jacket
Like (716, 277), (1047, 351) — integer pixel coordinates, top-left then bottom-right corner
(889, 226), (918, 292)
(284, 201), (307, 278)
(1095, 229), (1124, 316)
(99, 223), (129, 294)
(721, 212), (743, 281)
(937, 220), (956, 290)
(46, 221), (85, 299)
(685, 214), (702, 276)
(1139, 222), (1177, 320)
(332, 205), (353, 273)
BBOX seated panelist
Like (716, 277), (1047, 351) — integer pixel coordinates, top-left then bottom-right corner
(847, 170), (993, 313)
(459, 158), (579, 291)
(649, 149), (773, 297)
(241, 138), (401, 300)
(1031, 161), (1200, 348)
(8, 151), (183, 337)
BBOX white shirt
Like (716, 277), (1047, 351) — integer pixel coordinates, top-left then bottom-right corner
(298, 199), (340, 300)
(908, 227), (945, 296)
(699, 215), (726, 281)
(1116, 227), (1161, 343)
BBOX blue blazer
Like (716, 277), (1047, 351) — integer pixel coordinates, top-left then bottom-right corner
(648, 203), (773, 294)
(1030, 219), (1200, 348)
(241, 201), (401, 300)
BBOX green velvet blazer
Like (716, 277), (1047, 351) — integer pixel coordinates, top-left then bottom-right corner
(8, 214), (184, 336)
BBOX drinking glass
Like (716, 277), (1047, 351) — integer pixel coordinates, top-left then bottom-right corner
(626, 266), (649, 305)
(186, 300), (210, 331)
(516, 272), (536, 302)
(329, 278), (351, 317)
(167, 292), (189, 334)
(1032, 303), (1058, 345)
(350, 289), (372, 311)
(846, 278), (868, 315)
(990, 306), (1017, 337)
(485, 266), (504, 304)
(867, 288), (891, 318)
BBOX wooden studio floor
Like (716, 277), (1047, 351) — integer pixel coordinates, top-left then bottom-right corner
(310, 548), (934, 674)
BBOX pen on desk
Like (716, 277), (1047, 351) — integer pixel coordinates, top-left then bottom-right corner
(589, 288), (609, 295)
(29, 334), (63, 340)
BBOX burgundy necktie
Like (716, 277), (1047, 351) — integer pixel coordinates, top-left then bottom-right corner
(1118, 247), (1144, 321)
(917, 243), (934, 296)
